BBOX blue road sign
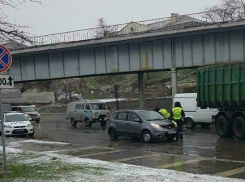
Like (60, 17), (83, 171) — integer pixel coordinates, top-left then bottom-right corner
(0, 45), (12, 73)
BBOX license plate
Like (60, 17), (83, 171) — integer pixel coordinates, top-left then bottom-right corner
(16, 129), (24, 132)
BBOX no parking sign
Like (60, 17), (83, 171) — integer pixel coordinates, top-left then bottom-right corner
(0, 45), (12, 73)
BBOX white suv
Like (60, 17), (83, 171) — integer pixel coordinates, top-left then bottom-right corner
(1, 113), (34, 136)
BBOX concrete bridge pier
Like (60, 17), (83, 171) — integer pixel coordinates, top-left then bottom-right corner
(138, 72), (144, 110)
(171, 68), (177, 102)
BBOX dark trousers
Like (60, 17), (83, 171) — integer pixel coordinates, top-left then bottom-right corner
(175, 119), (183, 138)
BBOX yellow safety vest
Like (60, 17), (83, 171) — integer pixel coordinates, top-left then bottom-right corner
(159, 109), (170, 119)
(172, 107), (182, 120)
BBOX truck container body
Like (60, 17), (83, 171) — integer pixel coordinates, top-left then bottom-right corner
(197, 62), (245, 140)
(197, 62), (245, 109)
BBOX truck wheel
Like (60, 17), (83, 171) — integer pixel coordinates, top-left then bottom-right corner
(233, 116), (245, 140)
(186, 118), (196, 128)
(85, 118), (92, 127)
(216, 115), (232, 138)
(201, 123), (211, 128)
(71, 118), (77, 126)
(108, 128), (118, 140)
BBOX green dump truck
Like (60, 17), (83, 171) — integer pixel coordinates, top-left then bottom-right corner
(197, 62), (245, 140)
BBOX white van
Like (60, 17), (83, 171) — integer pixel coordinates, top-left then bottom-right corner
(66, 102), (109, 127)
(173, 93), (218, 128)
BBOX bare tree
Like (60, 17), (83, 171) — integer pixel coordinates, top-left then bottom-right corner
(0, 0), (43, 46)
(61, 79), (81, 102)
(95, 17), (109, 38)
(205, 0), (245, 25)
(95, 17), (119, 39)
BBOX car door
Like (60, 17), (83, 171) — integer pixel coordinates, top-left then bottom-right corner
(74, 104), (84, 121)
(114, 112), (128, 136)
(125, 112), (142, 137)
(83, 104), (92, 120)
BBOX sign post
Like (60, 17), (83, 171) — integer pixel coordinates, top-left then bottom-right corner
(0, 45), (13, 173)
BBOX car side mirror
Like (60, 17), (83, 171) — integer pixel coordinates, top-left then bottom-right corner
(134, 118), (141, 123)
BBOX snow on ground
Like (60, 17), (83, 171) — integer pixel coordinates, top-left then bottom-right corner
(2, 140), (245, 182)
(18, 139), (70, 145)
(6, 147), (23, 154)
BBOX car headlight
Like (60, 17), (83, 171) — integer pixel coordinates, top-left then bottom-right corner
(25, 114), (30, 118)
(27, 122), (33, 127)
(27, 124), (32, 127)
(150, 123), (162, 131)
(4, 125), (12, 128)
(37, 114), (40, 117)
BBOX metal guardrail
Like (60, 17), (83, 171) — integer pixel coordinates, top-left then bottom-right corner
(6, 11), (245, 51)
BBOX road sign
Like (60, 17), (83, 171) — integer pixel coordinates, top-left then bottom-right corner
(86, 82), (91, 88)
(0, 45), (12, 73)
(0, 75), (14, 89)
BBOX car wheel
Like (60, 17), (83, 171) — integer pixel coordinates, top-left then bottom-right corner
(216, 115), (232, 138)
(71, 118), (77, 126)
(109, 128), (118, 140)
(85, 118), (92, 127)
(233, 116), (245, 140)
(142, 130), (152, 143)
(201, 123), (211, 128)
(186, 118), (196, 128)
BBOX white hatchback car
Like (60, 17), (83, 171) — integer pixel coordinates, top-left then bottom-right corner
(1, 113), (34, 136)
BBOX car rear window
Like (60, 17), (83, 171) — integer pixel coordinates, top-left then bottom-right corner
(117, 113), (127, 121)
(76, 104), (84, 109)
(112, 113), (118, 119)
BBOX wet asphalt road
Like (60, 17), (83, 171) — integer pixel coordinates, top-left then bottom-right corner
(5, 113), (245, 180)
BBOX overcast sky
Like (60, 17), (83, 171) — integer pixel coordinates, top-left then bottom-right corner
(5, 0), (221, 36)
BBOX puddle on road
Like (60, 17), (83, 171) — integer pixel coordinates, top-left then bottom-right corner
(70, 125), (108, 133)
(170, 160), (245, 175)
(58, 147), (115, 156)
(7, 139), (73, 152)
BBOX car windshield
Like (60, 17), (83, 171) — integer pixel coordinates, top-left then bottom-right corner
(137, 111), (165, 121)
(21, 107), (36, 112)
(91, 104), (106, 110)
(5, 114), (28, 122)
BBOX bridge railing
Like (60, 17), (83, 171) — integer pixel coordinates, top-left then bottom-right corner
(6, 10), (245, 51)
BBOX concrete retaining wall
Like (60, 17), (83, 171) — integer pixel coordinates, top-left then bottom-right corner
(38, 97), (172, 113)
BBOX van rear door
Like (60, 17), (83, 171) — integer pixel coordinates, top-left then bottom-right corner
(74, 104), (85, 121)
(174, 96), (196, 121)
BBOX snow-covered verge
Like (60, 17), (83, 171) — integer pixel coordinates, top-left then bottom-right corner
(1, 140), (245, 182)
